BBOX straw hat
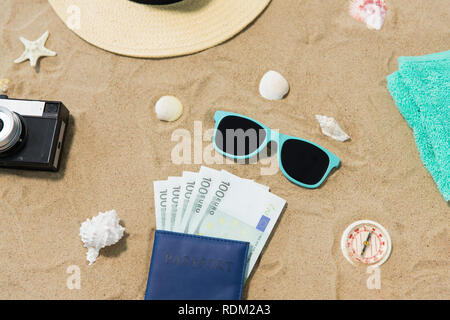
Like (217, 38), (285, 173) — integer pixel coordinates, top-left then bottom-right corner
(48, 0), (271, 58)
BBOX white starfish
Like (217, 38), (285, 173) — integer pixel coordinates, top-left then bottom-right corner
(14, 31), (56, 68)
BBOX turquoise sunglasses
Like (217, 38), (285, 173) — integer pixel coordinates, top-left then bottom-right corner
(213, 111), (341, 189)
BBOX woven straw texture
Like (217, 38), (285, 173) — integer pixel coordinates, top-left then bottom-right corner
(48, 0), (271, 58)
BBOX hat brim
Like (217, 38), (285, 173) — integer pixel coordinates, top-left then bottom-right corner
(48, 0), (271, 58)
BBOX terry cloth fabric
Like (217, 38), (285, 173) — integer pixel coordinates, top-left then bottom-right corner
(387, 50), (450, 201)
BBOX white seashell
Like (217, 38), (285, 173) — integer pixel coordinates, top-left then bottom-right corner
(0, 79), (10, 93)
(155, 96), (183, 122)
(315, 115), (350, 142)
(79, 209), (125, 265)
(259, 70), (290, 100)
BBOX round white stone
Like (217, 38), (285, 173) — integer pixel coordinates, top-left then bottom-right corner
(155, 96), (183, 122)
(259, 70), (290, 101)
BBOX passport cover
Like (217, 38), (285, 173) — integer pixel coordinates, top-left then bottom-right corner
(145, 230), (249, 300)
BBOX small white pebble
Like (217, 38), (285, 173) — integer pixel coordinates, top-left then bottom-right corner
(155, 96), (183, 122)
(259, 70), (290, 101)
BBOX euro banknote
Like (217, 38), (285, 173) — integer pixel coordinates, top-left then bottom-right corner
(153, 167), (286, 278)
(192, 170), (286, 277)
(180, 166), (222, 233)
(173, 171), (197, 232)
(153, 180), (168, 230)
(166, 176), (182, 231)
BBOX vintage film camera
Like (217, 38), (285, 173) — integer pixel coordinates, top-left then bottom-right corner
(0, 95), (70, 171)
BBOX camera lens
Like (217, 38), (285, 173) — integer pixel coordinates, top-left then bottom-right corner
(0, 106), (23, 153)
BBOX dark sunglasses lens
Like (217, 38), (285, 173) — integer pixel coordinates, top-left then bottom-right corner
(215, 116), (266, 156)
(281, 139), (330, 185)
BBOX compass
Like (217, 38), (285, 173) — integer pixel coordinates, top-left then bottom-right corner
(341, 220), (392, 267)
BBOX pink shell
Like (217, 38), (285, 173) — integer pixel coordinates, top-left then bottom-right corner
(349, 0), (387, 28)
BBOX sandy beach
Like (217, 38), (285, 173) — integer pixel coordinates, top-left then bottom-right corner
(0, 0), (448, 299)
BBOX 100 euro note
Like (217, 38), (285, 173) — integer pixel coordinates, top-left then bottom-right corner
(180, 166), (222, 233)
(173, 171), (197, 232)
(166, 176), (183, 231)
(153, 180), (168, 230)
(192, 170), (286, 278)
(187, 169), (269, 234)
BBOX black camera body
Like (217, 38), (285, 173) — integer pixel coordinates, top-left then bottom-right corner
(0, 95), (70, 171)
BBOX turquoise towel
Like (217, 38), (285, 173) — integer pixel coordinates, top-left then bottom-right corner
(387, 50), (450, 201)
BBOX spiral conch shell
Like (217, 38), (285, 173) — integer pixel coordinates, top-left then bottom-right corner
(79, 210), (125, 265)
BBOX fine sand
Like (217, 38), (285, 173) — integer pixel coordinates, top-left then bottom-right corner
(0, 0), (448, 299)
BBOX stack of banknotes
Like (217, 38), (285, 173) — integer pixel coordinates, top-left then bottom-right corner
(154, 166), (287, 278)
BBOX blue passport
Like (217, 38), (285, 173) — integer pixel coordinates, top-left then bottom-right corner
(145, 230), (249, 300)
